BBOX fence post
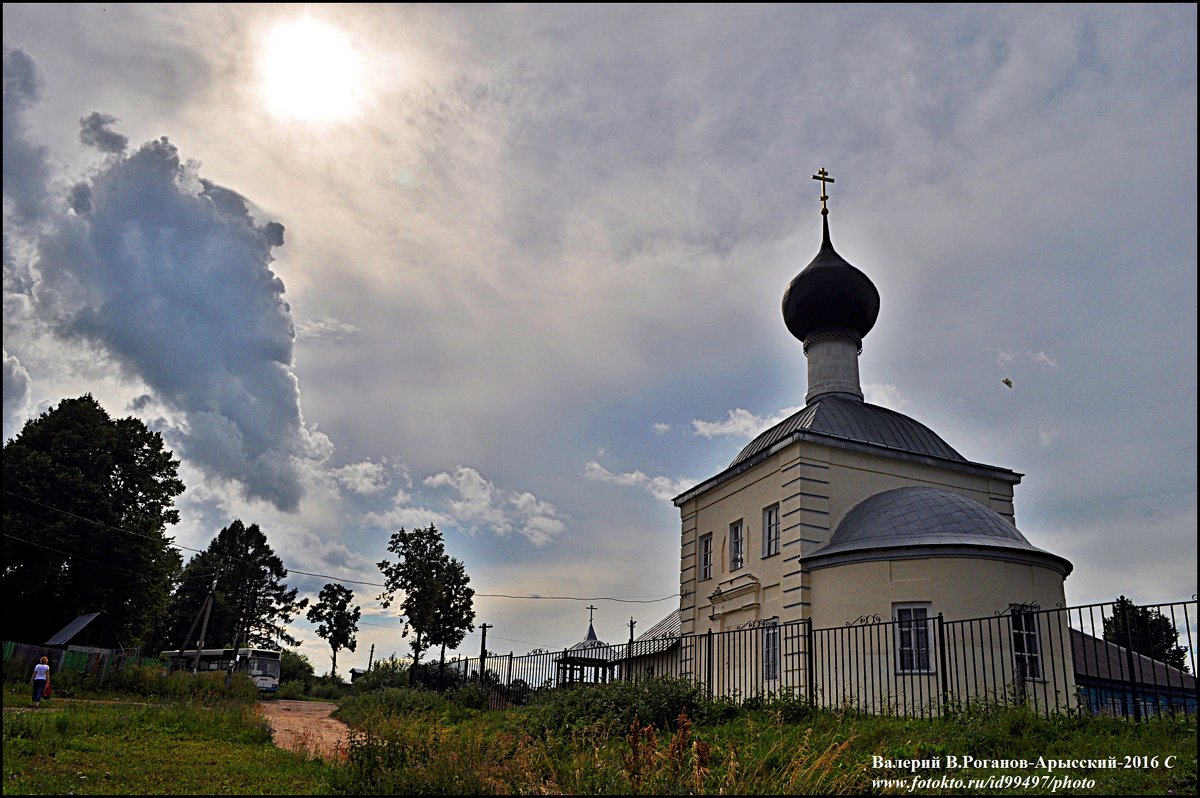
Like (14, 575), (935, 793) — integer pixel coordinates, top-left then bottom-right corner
(505, 651), (514, 702)
(804, 619), (815, 706)
(937, 612), (949, 719)
(705, 629), (714, 699)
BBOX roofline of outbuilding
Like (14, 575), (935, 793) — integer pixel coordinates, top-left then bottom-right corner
(673, 428), (1022, 507)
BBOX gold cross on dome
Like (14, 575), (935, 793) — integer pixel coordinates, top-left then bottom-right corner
(812, 168), (835, 213)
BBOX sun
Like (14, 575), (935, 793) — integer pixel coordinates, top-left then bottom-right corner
(259, 17), (364, 122)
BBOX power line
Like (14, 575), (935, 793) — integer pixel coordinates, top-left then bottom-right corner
(4, 531), (157, 581)
(3, 488), (678, 605)
(4, 505), (217, 582)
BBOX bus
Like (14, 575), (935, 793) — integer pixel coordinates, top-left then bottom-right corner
(158, 648), (282, 693)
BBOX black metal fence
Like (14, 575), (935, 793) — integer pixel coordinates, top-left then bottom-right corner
(438, 599), (1197, 719)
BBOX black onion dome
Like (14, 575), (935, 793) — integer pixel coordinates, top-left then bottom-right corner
(782, 216), (880, 342)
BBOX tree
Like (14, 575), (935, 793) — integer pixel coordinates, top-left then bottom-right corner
(306, 582), (361, 678)
(1103, 595), (1190, 672)
(376, 524), (475, 671)
(280, 648), (315, 689)
(162, 519), (308, 651)
(2, 394), (185, 647)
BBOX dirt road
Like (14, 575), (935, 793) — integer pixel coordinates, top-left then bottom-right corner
(258, 699), (352, 762)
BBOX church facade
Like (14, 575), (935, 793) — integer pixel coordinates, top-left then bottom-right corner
(670, 171), (1075, 709)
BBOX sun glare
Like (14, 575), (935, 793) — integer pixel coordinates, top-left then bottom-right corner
(259, 17), (364, 122)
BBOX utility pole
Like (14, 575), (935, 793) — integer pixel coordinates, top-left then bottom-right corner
(626, 617), (636, 682)
(367, 643), (375, 671)
(191, 566), (222, 675)
(479, 623), (492, 664)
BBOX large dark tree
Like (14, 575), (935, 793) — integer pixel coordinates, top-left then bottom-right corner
(377, 524), (475, 670)
(2, 394), (184, 647)
(306, 582), (361, 678)
(162, 519), (307, 651)
(1103, 595), (1190, 672)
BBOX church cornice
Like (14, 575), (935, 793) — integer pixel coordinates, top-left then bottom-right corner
(673, 428), (1021, 507)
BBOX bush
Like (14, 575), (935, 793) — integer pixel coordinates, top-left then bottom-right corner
(13, 661), (258, 705)
(276, 679), (307, 700)
(336, 686), (449, 728)
(280, 649), (316, 690)
(525, 677), (708, 735)
(409, 660), (466, 691)
(446, 682), (491, 711)
(311, 674), (351, 701)
(353, 657), (410, 693)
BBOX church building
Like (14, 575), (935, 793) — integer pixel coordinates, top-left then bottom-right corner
(670, 170), (1074, 705)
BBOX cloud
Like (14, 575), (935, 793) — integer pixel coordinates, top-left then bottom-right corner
(691, 406), (803, 439)
(332, 460), (390, 495)
(2, 349), (32, 440)
(424, 466), (565, 545)
(995, 348), (1058, 369)
(294, 317), (361, 341)
(862, 382), (910, 411)
(26, 130), (329, 511)
(78, 111), (128, 154)
(583, 459), (695, 503)
(2, 48), (53, 227)
(1028, 351), (1058, 369)
(652, 422), (670, 435)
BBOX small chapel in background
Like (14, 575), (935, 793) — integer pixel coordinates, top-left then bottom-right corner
(671, 169), (1073, 649)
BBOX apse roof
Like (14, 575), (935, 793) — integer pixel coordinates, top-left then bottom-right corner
(729, 394), (965, 469)
(805, 486), (1073, 575)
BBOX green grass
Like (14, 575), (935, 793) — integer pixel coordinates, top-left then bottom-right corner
(2, 677), (1195, 794)
(3, 699), (335, 795)
(328, 683), (1198, 795)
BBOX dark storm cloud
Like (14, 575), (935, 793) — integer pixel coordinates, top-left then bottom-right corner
(78, 111), (128, 154)
(2, 48), (53, 226)
(31, 134), (330, 511)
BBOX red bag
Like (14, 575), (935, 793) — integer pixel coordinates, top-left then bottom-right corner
(43, 683), (52, 698)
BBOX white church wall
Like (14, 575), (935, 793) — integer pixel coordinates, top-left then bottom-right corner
(677, 437), (1019, 637)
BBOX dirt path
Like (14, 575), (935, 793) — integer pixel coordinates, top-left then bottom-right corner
(258, 699), (352, 762)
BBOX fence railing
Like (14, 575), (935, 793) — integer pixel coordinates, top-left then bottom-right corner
(434, 599), (1197, 719)
(2, 642), (147, 682)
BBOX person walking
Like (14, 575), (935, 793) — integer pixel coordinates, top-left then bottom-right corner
(31, 656), (51, 708)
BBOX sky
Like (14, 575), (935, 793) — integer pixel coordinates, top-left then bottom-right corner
(3, 4), (1196, 675)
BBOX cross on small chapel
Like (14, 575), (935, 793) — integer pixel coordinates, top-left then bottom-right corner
(586, 604), (598, 624)
(812, 167), (835, 214)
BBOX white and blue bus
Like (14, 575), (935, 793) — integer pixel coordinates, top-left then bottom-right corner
(159, 647), (282, 693)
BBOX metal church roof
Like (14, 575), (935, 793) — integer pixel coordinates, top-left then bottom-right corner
(729, 394), (965, 468)
(631, 610), (682, 656)
(805, 486), (1073, 576)
(561, 621), (617, 661)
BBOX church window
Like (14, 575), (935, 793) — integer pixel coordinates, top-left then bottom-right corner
(762, 619), (780, 681)
(1010, 605), (1043, 680)
(763, 504), (780, 557)
(698, 534), (713, 581)
(894, 603), (933, 673)
(729, 521), (744, 570)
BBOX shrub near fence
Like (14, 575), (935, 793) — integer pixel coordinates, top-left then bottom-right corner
(438, 599), (1197, 721)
